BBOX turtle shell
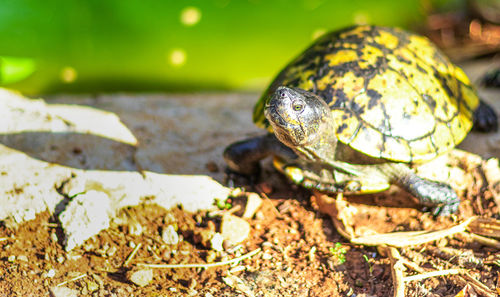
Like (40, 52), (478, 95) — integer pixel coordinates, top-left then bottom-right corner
(253, 25), (479, 163)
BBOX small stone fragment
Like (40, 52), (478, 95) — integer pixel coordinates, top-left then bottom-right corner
(45, 269), (56, 278)
(164, 212), (177, 224)
(86, 280), (100, 292)
(50, 286), (79, 297)
(222, 275), (254, 296)
(59, 190), (112, 251)
(106, 245), (117, 257)
(162, 225), (180, 245)
(210, 233), (224, 252)
(128, 221), (143, 236)
(242, 193), (263, 219)
(205, 250), (218, 263)
(255, 211), (265, 220)
(127, 269), (153, 287)
(194, 228), (216, 249)
(229, 265), (246, 274)
(50, 232), (58, 242)
(221, 213), (250, 247)
(262, 252), (273, 260)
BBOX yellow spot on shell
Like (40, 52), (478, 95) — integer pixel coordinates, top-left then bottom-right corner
(325, 50), (358, 66)
(374, 31), (399, 50)
(454, 66), (471, 85)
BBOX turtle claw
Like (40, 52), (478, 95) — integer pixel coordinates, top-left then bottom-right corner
(404, 175), (460, 216)
(424, 200), (460, 217)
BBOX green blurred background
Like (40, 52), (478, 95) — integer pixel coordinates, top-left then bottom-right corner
(0, 0), (457, 95)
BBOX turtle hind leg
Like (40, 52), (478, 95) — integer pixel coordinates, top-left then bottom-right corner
(473, 100), (498, 132)
(399, 174), (460, 216)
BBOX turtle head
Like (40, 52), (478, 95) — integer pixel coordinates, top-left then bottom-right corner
(264, 86), (333, 149)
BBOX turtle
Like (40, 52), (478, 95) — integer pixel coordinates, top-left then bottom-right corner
(223, 25), (498, 216)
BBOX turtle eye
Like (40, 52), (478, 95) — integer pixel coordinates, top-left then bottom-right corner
(292, 103), (304, 112)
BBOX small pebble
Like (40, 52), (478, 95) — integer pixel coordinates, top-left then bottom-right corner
(221, 213), (250, 247)
(50, 286), (79, 297)
(242, 193), (262, 219)
(50, 232), (58, 243)
(45, 269), (56, 278)
(162, 225), (179, 245)
(164, 212), (177, 224)
(210, 233), (224, 252)
(106, 245), (117, 257)
(205, 250), (218, 263)
(128, 221), (143, 236)
(7, 255), (15, 262)
(127, 269), (153, 287)
(255, 211), (265, 220)
(229, 265), (246, 274)
(194, 228), (215, 248)
(86, 280), (100, 292)
(188, 278), (197, 290)
(262, 252), (273, 260)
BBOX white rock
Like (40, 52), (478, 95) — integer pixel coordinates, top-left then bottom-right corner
(221, 214), (251, 247)
(59, 190), (112, 251)
(162, 225), (179, 245)
(127, 269), (153, 287)
(50, 286), (79, 297)
(210, 233), (224, 252)
(242, 193), (263, 219)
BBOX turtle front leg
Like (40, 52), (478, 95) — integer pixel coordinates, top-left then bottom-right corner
(223, 134), (297, 175)
(382, 163), (460, 216)
(399, 174), (460, 216)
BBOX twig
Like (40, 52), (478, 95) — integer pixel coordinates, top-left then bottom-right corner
(456, 272), (498, 297)
(462, 272), (497, 296)
(387, 247), (405, 297)
(350, 216), (476, 247)
(56, 273), (87, 287)
(400, 258), (426, 274)
(43, 223), (59, 228)
(255, 185), (281, 218)
(403, 269), (465, 282)
(459, 232), (500, 249)
(136, 248), (261, 269)
(123, 242), (142, 267)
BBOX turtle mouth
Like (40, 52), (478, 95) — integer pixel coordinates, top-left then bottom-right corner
(265, 102), (305, 147)
(265, 102), (288, 129)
